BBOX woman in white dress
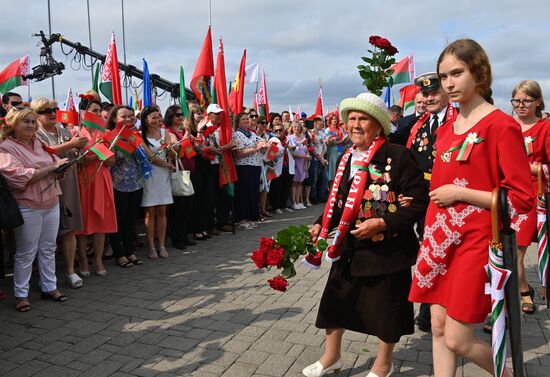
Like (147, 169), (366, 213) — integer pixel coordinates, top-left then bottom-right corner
(140, 106), (176, 259)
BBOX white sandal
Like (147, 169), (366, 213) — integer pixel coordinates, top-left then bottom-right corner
(67, 273), (83, 289)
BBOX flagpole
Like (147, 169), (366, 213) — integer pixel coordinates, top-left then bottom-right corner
(47, 0), (56, 100)
(87, 0), (93, 82)
(209, 0), (212, 26)
(121, 0), (129, 104)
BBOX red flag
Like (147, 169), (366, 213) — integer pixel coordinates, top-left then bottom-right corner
(103, 124), (134, 146)
(179, 138), (196, 159)
(100, 32), (123, 105)
(190, 26), (214, 107)
(89, 142), (115, 160)
(0, 56), (29, 93)
(314, 87), (323, 117)
(56, 110), (78, 125)
(258, 69), (270, 122)
(253, 91), (259, 113)
(266, 168), (278, 182)
(214, 38), (237, 187)
(228, 49), (247, 114)
(114, 138), (136, 156)
(82, 111), (106, 132)
(398, 84), (421, 111)
(266, 143), (279, 161)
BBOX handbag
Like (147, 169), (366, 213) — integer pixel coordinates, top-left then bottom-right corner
(0, 173), (24, 229)
(171, 159), (194, 196)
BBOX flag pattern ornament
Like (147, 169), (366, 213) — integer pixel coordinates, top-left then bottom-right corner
(56, 110), (78, 125)
(229, 49), (247, 115)
(179, 138), (196, 159)
(179, 66), (189, 118)
(143, 59), (152, 107)
(100, 32), (123, 105)
(89, 142), (115, 161)
(82, 111), (106, 132)
(190, 26), (214, 107)
(266, 142), (279, 161)
(389, 55), (413, 85)
(213, 37), (238, 188)
(398, 84), (421, 111)
(0, 56), (29, 93)
(258, 69), (270, 122)
(486, 242), (511, 377)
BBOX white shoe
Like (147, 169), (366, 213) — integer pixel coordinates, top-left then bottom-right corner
(298, 203), (306, 209)
(291, 203), (301, 210)
(274, 209), (283, 215)
(284, 207), (294, 212)
(302, 359), (342, 377)
(237, 222), (253, 230)
(366, 364), (394, 377)
(249, 222), (258, 228)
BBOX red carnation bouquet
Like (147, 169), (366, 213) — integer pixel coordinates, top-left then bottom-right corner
(251, 224), (325, 292)
(357, 35), (399, 96)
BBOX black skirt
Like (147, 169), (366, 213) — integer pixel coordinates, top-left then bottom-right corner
(315, 259), (414, 343)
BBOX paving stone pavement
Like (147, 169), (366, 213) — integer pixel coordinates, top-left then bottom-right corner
(0, 205), (549, 376)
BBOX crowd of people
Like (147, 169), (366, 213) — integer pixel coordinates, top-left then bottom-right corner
(0, 37), (548, 377)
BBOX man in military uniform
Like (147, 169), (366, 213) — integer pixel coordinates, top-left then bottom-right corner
(407, 72), (456, 332)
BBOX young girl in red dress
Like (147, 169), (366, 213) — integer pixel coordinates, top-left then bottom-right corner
(511, 80), (550, 314)
(408, 39), (533, 376)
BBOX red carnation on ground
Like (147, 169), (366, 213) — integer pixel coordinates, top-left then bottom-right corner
(259, 237), (276, 253)
(266, 247), (285, 267)
(250, 250), (267, 269)
(267, 276), (288, 292)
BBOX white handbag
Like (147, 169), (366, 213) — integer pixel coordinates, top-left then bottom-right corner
(171, 160), (194, 196)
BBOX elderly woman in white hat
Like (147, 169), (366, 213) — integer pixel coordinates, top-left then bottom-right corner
(303, 93), (428, 377)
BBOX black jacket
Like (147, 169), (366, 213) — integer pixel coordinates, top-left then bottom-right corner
(390, 113), (421, 146)
(316, 142), (429, 276)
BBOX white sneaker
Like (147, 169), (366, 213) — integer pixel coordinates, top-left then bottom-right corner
(291, 203), (301, 210)
(284, 207), (294, 212)
(237, 222), (253, 230)
(302, 359), (342, 377)
(274, 209), (283, 215)
(297, 203), (306, 209)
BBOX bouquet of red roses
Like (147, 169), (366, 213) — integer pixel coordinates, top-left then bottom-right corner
(251, 224), (324, 292)
(357, 35), (399, 96)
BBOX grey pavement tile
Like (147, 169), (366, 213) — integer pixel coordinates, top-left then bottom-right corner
(254, 354), (296, 377)
(158, 335), (199, 352)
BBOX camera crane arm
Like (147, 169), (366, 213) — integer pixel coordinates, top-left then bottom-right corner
(31, 30), (195, 100)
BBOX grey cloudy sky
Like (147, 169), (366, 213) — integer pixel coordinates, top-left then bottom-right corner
(1, 0), (549, 115)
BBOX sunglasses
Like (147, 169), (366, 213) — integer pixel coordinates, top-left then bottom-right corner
(9, 101), (22, 107)
(250, 115), (258, 119)
(274, 128), (283, 132)
(174, 113), (184, 117)
(37, 107), (59, 115)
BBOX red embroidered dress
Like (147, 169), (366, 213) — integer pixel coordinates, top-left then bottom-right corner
(409, 110), (533, 323)
(516, 119), (550, 247)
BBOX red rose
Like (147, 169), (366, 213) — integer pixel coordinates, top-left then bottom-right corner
(307, 146), (315, 153)
(266, 247), (285, 267)
(383, 45), (398, 55)
(369, 35), (381, 45)
(375, 38), (391, 49)
(259, 237), (276, 253)
(251, 250), (267, 269)
(267, 275), (289, 292)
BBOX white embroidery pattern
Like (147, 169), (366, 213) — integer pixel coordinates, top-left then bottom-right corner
(415, 246), (448, 288)
(507, 196), (528, 232)
(423, 213), (461, 258)
(453, 177), (468, 187)
(447, 205), (483, 227)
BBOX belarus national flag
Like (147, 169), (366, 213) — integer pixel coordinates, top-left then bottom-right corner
(89, 143), (114, 161)
(0, 56), (29, 93)
(82, 111), (106, 132)
(389, 55), (414, 85)
(100, 32), (123, 105)
(398, 84), (421, 111)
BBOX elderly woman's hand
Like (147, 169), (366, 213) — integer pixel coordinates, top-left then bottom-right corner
(397, 194), (413, 207)
(350, 218), (386, 240)
(309, 224), (321, 241)
(429, 184), (463, 207)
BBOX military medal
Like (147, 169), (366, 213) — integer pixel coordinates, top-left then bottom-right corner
(388, 203), (397, 213)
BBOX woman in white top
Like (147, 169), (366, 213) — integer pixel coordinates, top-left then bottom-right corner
(140, 106), (176, 259)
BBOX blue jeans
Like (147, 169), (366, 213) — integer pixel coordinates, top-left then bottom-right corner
(308, 159), (328, 202)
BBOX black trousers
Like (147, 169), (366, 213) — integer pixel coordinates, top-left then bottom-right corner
(210, 164), (232, 228)
(234, 165), (261, 222)
(168, 195), (193, 246)
(269, 165), (293, 210)
(110, 188), (143, 258)
(191, 158), (213, 233)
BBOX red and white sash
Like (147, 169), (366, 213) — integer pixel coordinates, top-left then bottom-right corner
(304, 136), (386, 269)
(406, 104), (457, 149)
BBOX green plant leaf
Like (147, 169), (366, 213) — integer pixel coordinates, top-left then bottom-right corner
(361, 57), (373, 64)
(282, 264), (296, 279)
(317, 238), (328, 251)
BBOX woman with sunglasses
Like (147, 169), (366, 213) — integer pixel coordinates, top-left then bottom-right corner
(510, 80), (550, 314)
(32, 98), (88, 288)
(256, 115), (274, 218)
(165, 105), (196, 249)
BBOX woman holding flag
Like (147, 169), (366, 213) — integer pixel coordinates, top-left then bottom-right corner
(0, 107), (69, 311)
(76, 99), (117, 277)
(140, 106), (176, 259)
(408, 39), (533, 377)
(32, 97), (88, 288)
(304, 93), (428, 377)
(511, 79), (550, 314)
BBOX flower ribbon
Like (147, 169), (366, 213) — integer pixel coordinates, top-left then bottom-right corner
(447, 132), (484, 161)
(524, 136), (536, 156)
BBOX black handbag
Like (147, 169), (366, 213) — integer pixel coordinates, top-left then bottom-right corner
(0, 173), (24, 229)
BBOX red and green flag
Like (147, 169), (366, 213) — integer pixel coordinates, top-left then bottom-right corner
(100, 32), (123, 105)
(228, 49), (247, 115)
(389, 55), (414, 85)
(56, 110), (78, 125)
(398, 84), (420, 111)
(190, 26), (214, 107)
(114, 138), (136, 156)
(214, 37), (238, 189)
(89, 142), (114, 161)
(82, 111), (106, 132)
(179, 138), (196, 159)
(0, 56), (29, 93)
